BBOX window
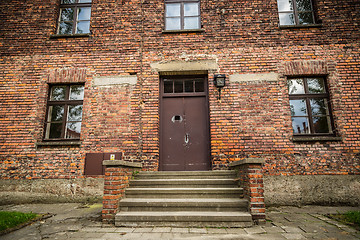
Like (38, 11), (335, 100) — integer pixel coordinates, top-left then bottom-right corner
(165, 0), (200, 30)
(277, 0), (315, 26)
(57, 0), (92, 35)
(163, 78), (205, 94)
(44, 85), (84, 140)
(288, 77), (334, 135)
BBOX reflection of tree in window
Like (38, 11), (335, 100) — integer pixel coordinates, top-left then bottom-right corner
(288, 77), (334, 135)
(58, 0), (91, 35)
(45, 85), (84, 140)
(277, 0), (315, 25)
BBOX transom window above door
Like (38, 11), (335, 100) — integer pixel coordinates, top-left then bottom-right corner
(163, 78), (205, 94)
(165, 0), (201, 31)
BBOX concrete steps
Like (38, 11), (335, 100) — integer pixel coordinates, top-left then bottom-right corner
(115, 170), (252, 227)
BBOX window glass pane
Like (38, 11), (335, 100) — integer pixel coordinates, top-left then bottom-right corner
(279, 13), (295, 25)
(298, 12), (314, 24)
(76, 21), (90, 33)
(310, 99), (329, 116)
(78, 7), (91, 20)
(50, 86), (66, 100)
(166, 3), (181, 17)
(184, 17), (200, 29)
(195, 80), (204, 92)
(68, 105), (83, 121)
(166, 18), (181, 30)
(184, 2), (199, 16)
(292, 117), (310, 134)
(79, 0), (92, 3)
(307, 78), (325, 93)
(66, 122), (81, 139)
(61, 0), (75, 4)
(59, 22), (73, 34)
(47, 123), (63, 139)
(296, 0), (312, 11)
(164, 80), (173, 93)
(277, 0), (293, 11)
(69, 85), (84, 100)
(48, 105), (64, 122)
(60, 8), (74, 21)
(290, 99), (307, 116)
(288, 78), (305, 94)
(185, 81), (194, 92)
(174, 81), (183, 93)
(313, 116), (331, 133)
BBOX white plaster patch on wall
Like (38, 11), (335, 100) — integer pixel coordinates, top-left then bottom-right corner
(93, 75), (138, 86)
(229, 72), (279, 82)
(150, 60), (218, 73)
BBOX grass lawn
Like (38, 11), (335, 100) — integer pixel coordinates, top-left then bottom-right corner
(329, 211), (360, 230)
(0, 211), (39, 232)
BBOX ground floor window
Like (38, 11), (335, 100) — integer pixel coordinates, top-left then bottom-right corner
(288, 77), (334, 135)
(44, 84), (84, 140)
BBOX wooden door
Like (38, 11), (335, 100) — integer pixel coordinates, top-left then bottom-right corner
(160, 76), (210, 171)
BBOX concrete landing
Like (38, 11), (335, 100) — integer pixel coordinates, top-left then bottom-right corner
(0, 204), (359, 239)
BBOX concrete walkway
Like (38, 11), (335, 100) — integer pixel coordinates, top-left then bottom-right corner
(0, 203), (359, 239)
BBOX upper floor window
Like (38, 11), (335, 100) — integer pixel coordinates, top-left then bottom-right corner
(57, 0), (92, 35)
(165, 0), (200, 31)
(45, 85), (84, 140)
(277, 0), (315, 26)
(288, 77), (334, 136)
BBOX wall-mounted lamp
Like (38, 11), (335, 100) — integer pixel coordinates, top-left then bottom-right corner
(213, 74), (226, 100)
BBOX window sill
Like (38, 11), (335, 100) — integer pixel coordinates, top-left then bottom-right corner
(50, 33), (91, 39)
(36, 141), (81, 147)
(162, 29), (204, 34)
(292, 136), (342, 142)
(279, 24), (322, 29)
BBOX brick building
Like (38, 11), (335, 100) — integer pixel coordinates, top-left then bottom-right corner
(0, 0), (359, 207)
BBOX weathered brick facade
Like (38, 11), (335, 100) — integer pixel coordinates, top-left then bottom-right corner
(0, 0), (359, 197)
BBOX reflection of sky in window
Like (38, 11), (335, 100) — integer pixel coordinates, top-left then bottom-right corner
(290, 99), (307, 116)
(184, 3), (199, 16)
(288, 79), (304, 94)
(277, 0), (293, 11)
(166, 3), (180, 17)
(184, 17), (199, 29)
(78, 7), (91, 20)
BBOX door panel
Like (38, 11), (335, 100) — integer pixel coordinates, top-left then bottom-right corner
(160, 96), (210, 171)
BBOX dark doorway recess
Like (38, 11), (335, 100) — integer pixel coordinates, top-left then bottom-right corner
(160, 76), (211, 171)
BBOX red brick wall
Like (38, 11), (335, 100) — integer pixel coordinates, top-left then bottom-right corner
(0, 0), (359, 179)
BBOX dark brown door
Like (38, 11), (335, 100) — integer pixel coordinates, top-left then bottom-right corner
(160, 76), (210, 171)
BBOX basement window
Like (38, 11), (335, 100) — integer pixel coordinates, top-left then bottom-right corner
(57, 0), (92, 35)
(288, 77), (335, 137)
(44, 84), (84, 140)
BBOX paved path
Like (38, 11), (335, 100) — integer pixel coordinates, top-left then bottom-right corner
(0, 204), (359, 239)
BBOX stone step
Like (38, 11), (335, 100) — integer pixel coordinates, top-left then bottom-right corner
(119, 198), (248, 212)
(125, 187), (243, 198)
(115, 211), (253, 227)
(136, 170), (237, 179)
(130, 178), (237, 188)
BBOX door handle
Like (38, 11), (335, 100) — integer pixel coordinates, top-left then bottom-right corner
(184, 133), (189, 144)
